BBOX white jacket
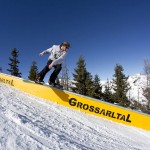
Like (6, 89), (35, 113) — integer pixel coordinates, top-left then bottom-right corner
(44, 45), (67, 65)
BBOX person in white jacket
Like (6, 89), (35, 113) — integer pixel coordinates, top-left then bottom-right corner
(36, 42), (70, 86)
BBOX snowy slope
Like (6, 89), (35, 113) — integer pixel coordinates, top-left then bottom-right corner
(0, 83), (150, 150)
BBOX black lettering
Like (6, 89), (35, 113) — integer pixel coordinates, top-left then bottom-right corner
(69, 98), (77, 106)
(6, 80), (9, 84)
(68, 98), (132, 123)
(94, 107), (100, 113)
(77, 102), (83, 108)
(1, 79), (5, 83)
(126, 114), (131, 123)
(8, 80), (11, 84)
(89, 106), (94, 112)
(120, 115), (126, 121)
(116, 113), (122, 119)
(111, 112), (116, 118)
(106, 110), (112, 117)
(0, 78), (14, 86)
(11, 80), (14, 86)
(100, 109), (106, 115)
(83, 104), (89, 110)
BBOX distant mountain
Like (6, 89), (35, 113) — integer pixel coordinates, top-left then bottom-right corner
(127, 74), (148, 104)
(101, 74), (148, 105)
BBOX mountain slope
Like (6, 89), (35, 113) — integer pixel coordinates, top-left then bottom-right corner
(127, 74), (147, 104)
(0, 83), (150, 150)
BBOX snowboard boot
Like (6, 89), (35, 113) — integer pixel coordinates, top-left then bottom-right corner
(35, 76), (44, 84)
(48, 81), (63, 89)
(48, 81), (56, 87)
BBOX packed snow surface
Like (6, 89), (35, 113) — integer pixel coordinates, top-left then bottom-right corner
(0, 83), (150, 150)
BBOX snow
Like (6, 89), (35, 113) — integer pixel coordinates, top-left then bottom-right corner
(127, 74), (148, 104)
(0, 83), (150, 150)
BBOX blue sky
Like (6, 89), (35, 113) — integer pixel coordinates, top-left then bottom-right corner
(1, 0), (150, 81)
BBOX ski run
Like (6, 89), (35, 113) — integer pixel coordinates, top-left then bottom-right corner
(0, 83), (150, 150)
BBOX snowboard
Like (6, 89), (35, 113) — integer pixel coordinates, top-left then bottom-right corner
(23, 79), (63, 90)
(35, 81), (63, 90)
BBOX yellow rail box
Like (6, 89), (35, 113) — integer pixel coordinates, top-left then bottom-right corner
(0, 73), (150, 131)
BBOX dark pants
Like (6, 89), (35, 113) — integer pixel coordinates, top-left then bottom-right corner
(38, 59), (62, 83)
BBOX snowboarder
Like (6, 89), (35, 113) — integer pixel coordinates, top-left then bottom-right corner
(35, 42), (70, 86)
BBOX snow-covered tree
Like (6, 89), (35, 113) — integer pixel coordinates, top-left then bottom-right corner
(103, 79), (113, 103)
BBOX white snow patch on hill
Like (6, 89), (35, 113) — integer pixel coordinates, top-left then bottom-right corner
(127, 74), (148, 104)
(100, 74), (148, 105)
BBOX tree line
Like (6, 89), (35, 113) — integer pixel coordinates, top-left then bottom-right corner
(1, 48), (150, 114)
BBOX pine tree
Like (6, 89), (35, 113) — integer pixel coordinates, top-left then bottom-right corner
(72, 56), (89, 95)
(91, 74), (102, 99)
(7, 48), (22, 77)
(112, 64), (130, 107)
(28, 61), (38, 81)
(103, 79), (113, 103)
(85, 72), (93, 97)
